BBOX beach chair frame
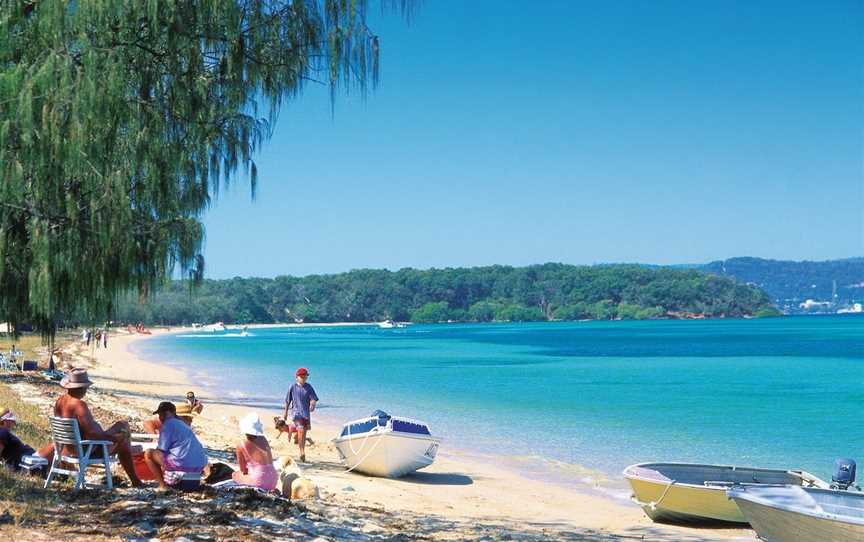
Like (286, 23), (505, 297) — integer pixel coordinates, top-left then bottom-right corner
(0, 353), (19, 373)
(45, 416), (116, 490)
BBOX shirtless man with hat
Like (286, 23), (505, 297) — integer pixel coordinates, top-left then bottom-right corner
(44, 368), (143, 487)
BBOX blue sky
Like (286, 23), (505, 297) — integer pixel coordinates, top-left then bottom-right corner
(202, 0), (863, 279)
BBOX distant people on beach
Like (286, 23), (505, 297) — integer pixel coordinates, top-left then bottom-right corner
(282, 367), (318, 463)
(0, 408), (36, 471)
(232, 413), (278, 491)
(102, 328), (108, 348)
(144, 401), (208, 491)
(42, 369), (144, 487)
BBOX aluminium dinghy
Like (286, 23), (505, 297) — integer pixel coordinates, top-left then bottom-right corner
(623, 462), (828, 524)
(728, 485), (864, 541)
(333, 410), (440, 478)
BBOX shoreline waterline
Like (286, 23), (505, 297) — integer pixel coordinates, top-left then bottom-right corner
(126, 325), (633, 500)
(69, 326), (755, 539)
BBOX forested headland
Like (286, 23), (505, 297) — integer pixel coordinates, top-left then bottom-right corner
(113, 264), (779, 325)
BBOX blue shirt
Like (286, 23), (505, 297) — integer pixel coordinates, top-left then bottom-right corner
(157, 417), (207, 471)
(285, 383), (319, 421)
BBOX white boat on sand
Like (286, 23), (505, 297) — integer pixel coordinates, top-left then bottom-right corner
(623, 462), (828, 524)
(333, 411), (440, 478)
(728, 485), (864, 541)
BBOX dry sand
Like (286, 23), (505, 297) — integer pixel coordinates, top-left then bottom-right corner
(68, 328), (756, 541)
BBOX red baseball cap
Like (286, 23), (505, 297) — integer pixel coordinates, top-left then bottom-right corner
(295, 367), (309, 377)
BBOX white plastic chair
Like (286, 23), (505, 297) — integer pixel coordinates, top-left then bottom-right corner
(45, 416), (116, 490)
(0, 353), (18, 373)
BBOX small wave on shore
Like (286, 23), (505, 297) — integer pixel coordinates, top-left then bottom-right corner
(176, 333), (253, 338)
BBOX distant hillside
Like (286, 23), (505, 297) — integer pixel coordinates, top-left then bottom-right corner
(700, 257), (864, 313)
(114, 264), (778, 325)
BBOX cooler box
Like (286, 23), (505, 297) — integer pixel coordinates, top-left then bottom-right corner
(22, 360), (38, 371)
(133, 452), (156, 481)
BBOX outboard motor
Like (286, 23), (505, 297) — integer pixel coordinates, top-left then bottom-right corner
(371, 409), (391, 427)
(831, 458), (858, 490)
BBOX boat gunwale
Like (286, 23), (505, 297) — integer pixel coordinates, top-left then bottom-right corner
(334, 429), (442, 444)
(339, 414), (434, 430)
(729, 486), (864, 528)
(622, 461), (815, 490)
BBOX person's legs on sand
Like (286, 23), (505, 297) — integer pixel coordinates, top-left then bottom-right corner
(296, 426), (307, 462)
(144, 448), (168, 490)
(105, 421), (144, 487)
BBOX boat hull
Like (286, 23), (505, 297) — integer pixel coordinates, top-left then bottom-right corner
(729, 486), (864, 542)
(627, 476), (746, 524)
(734, 498), (864, 541)
(334, 432), (440, 478)
(624, 462), (825, 525)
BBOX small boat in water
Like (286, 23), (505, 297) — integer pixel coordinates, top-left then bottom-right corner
(728, 485), (864, 541)
(623, 462), (828, 524)
(333, 410), (440, 478)
(203, 321), (226, 332)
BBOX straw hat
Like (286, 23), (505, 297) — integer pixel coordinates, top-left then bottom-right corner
(175, 403), (198, 418)
(60, 368), (93, 389)
(239, 413), (265, 437)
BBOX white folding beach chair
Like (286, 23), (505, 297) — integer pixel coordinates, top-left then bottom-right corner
(45, 416), (117, 490)
(0, 353), (18, 373)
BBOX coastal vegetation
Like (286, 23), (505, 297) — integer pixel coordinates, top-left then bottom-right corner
(113, 264), (779, 325)
(0, 1), (401, 336)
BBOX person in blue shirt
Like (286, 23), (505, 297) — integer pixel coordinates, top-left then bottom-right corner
(282, 367), (318, 463)
(144, 402), (208, 490)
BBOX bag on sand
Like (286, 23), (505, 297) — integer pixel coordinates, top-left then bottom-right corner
(205, 462), (235, 485)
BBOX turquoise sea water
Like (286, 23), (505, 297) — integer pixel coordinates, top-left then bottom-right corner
(133, 316), (864, 487)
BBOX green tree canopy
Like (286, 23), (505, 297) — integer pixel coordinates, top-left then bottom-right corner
(0, 0), (401, 335)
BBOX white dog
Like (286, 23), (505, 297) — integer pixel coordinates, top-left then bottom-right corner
(277, 456), (319, 500)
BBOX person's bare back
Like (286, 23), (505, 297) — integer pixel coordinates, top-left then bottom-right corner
(54, 394), (103, 439)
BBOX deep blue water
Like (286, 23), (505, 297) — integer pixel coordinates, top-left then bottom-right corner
(133, 316), (864, 485)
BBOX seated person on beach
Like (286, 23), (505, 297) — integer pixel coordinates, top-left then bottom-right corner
(144, 402), (208, 491)
(232, 413), (278, 491)
(186, 391), (204, 414)
(44, 369), (144, 487)
(143, 403), (197, 434)
(0, 408), (36, 471)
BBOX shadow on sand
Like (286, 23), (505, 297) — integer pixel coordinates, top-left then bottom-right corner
(398, 471), (474, 486)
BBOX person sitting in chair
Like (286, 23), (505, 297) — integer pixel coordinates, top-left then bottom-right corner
(41, 369), (144, 487)
(144, 402), (208, 491)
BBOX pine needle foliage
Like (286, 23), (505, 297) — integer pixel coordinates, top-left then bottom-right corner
(0, 0), (403, 337)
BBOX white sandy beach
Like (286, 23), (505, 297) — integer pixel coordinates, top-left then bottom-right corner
(72, 328), (756, 541)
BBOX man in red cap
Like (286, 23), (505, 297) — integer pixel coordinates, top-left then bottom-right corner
(282, 367), (318, 463)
